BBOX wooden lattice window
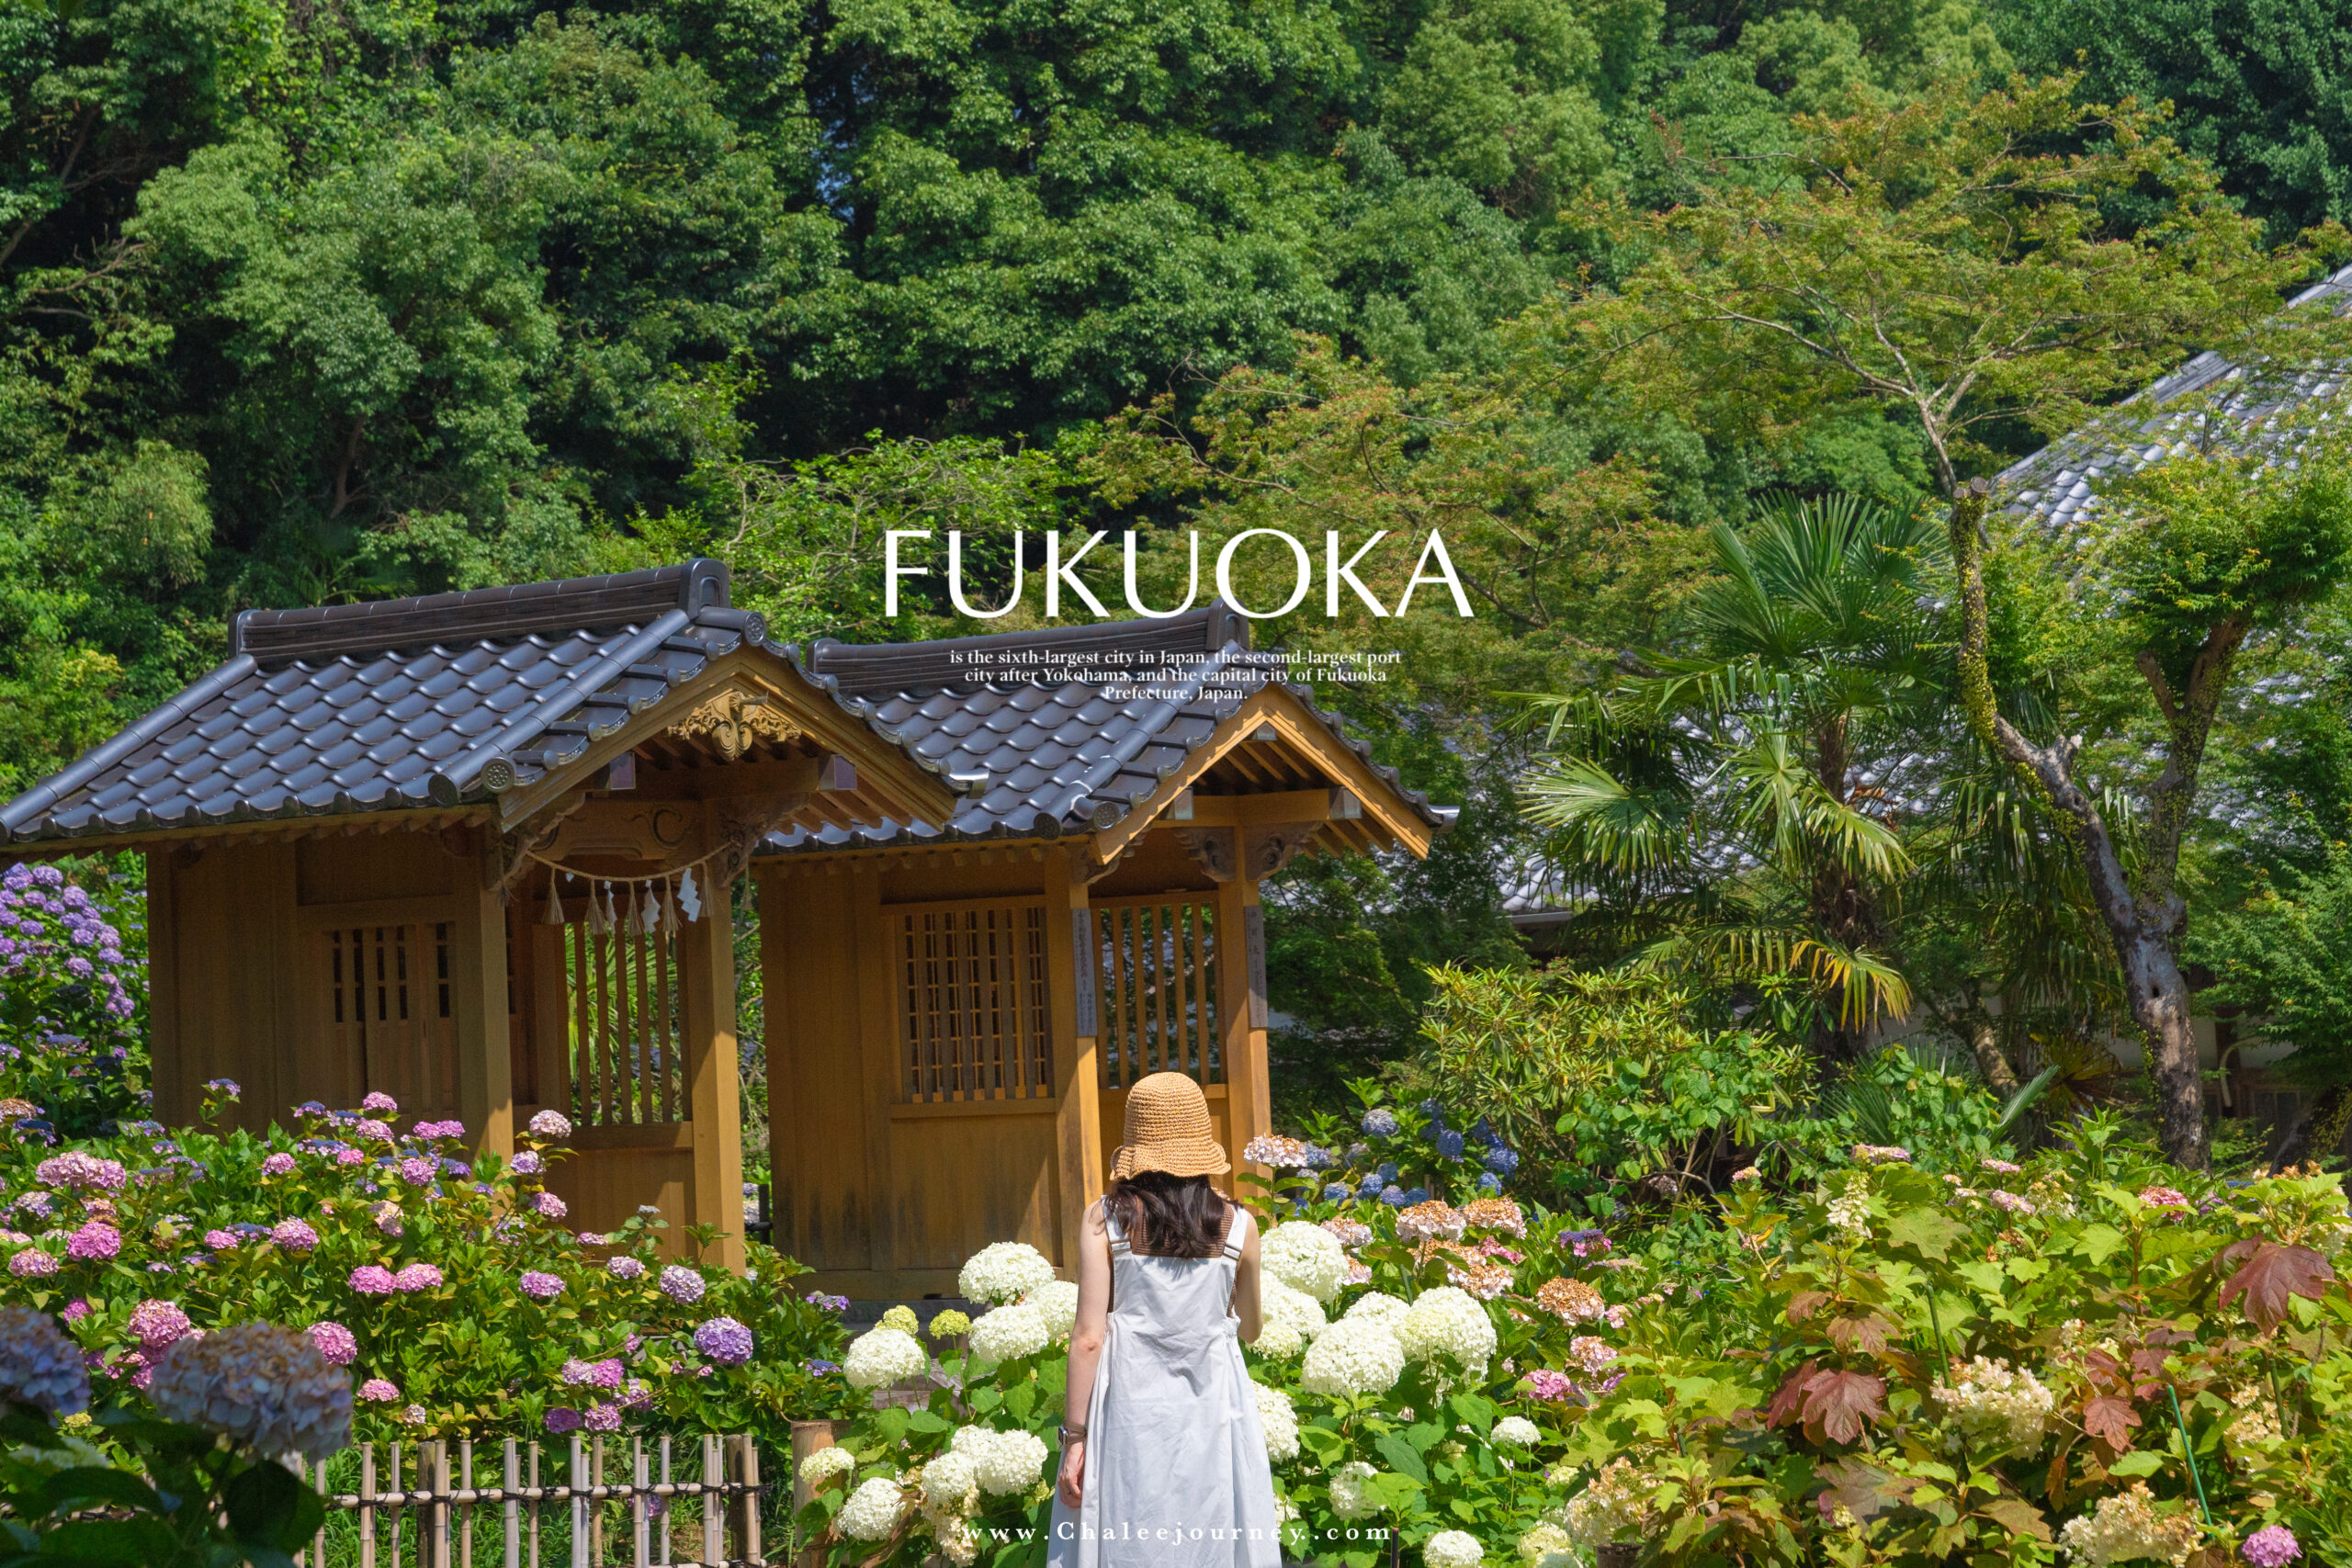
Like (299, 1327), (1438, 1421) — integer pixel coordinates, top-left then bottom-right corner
(1095, 895), (1221, 1089)
(894, 901), (1053, 1102)
(326, 925), (459, 1117)
(561, 907), (684, 1127)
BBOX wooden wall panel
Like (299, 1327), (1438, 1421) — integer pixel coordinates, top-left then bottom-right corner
(161, 841), (298, 1134)
(758, 868), (877, 1274)
(886, 1107), (1060, 1273)
(545, 1137), (694, 1254)
(296, 836), (454, 905)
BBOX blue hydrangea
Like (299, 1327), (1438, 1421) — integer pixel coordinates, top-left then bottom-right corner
(1400, 1187), (1430, 1205)
(1469, 1118), (1498, 1147)
(1357, 1172), (1384, 1197)
(1476, 1172), (1502, 1193)
(1378, 1185), (1408, 1206)
(1361, 1109), (1398, 1138)
(1435, 1130), (1466, 1161)
(1419, 1099), (1447, 1129)
(1375, 1161), (1398, 1184)
(1323, 1182), (1352, 1201)
(1483, 1146), (1521, 1177)
(1298, 1144), (1334, 1170)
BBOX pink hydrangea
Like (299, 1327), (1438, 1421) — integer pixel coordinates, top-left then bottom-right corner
(360, 1093), (398, 1115)
(308, 1322), (358, 1367)
(607, 1257), (645, 1280)
(532, 1191), (567, 1220)
(359, 1378), (401, 1402)
(348, 1266), (398, 1295)
(64, 1223), (119, 1262)
(413, 1120), (465, 1141)
(260, 1153), (297, 1177)
(561, 1357), (625, 1389)
(203, 1230), (240, 1250)
(8, 1249), (58, 1278)
(2137, 1186), (2192, 1214)
(127, 1299), (192, 1353)
(35, 1152), (128, 1191)
(392, 1263), (442, 1292)
(399, 1157), (436, 1185)
(518, 1271), (564, 1301)
(355, 1120), (393, 1143)
(271, 1219), (319, 1251)
(583, 1404), (622, 1432)
(61, 1298), (89, 1323)
(527, 1111), (572, 1139)
(2243, 1527), (2301, 1568)
(1523, 1369), (1573, 1401)
(335, 1148), (365, 1167)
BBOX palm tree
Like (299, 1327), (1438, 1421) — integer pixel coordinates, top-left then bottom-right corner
(1520, 491), (1948, 1061)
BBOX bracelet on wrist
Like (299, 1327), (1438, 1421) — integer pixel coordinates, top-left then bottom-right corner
(1057, 1425), (1088, 1444)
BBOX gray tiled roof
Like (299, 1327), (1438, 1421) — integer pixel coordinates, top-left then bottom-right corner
(2000, 261), (2352, 532)
(770, 609), (1452, 853)
(3, 568), (1446, 852)
(0, 563), (824, 843)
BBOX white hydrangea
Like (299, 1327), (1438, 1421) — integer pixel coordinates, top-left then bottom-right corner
(1490, 1416), (1540, 1448)
(1254, 1382), (1299, 1462)
(842, 1326), (930, 1390)
(967, 1302), (1053, 1366)
(1932, 1357), (2056, 1447)
(959, 1242), (1057, 1304)
(1516, 1523), (1575, 1568)
(1253, 1316), (1306, 1358)
(951, 1426), (1050, 1496)
(798, 1445), (858, 1487)
(1262, 1278), (1328, 1340)
(1398, 1286), (1497, 1374)
(2053, 1483), (2200, 1565)
(1425, 1529), (1484, 1568)
(1563, 1459), (1654, 1548)
(1261, 1223), (1350, 1303)
(928, 1510), (979, 1566)
(1301, 1315), (1407, 1396)
(837, 1476), (906, 1540)
(1328, 1460), (1380, 1519)
(1025, 1280), (1080, 1338)
(879, 1305), (920, 1334)
(1343, 1292), (1411, 1325)
(921, 1450), (979, 1512)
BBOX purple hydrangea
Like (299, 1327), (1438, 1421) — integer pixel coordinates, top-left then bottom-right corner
(35, 1152), (128, 1191)
(399, 1157), (436, 1185)
(545, 1406), (583, 1433)
(658, 1266), (705, 1304)
(8, 1248), (57, 1278)
(204, 1078), (240, 1098)
(359, 1378), (401, 1402)
(519, 1271), (565, 1301)
(127, 1299), (192, 1353)
(392, 1263), (442, 1292)
(360, 1092), (398, 1114)
(271, 1219), (320, 1251)
(65, 1222), (119, 1262)
(583, 1404), (622, 1432)
(413, 1120), (465, 1140)
(561, 1357), (625, 1389)
(510, 1151), (544, 1176)
(308, 1322), (359, 1367)
(2244, 1528), (2301, 1568)
(607, 1257), (645, 1281)
(355, 1119), (393, 1144)
(527, 1111), (572, 1139)
(260, 1153), (297, 1177)
(532, 1191), (567, 1220)
(806, 1292), (849, 1314)
(0, 1305), (91, 1414)
(349, 1266), (397, 1295)
(692, 1318), (754, 1366)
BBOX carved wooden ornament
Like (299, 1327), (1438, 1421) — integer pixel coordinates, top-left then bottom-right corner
(667, 688), (805, 761)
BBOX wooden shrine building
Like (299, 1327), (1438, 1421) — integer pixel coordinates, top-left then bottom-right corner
(0, 561), (1449, 1292)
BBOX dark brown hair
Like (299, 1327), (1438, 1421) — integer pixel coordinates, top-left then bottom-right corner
(1104, 1171), (1230, 1258)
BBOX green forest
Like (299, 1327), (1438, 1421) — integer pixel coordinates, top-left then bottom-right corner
(14, 0), (2352, 1168)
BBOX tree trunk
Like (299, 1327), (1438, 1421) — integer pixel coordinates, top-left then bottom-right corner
(1966, 1013), (2020, 1096)
(2117, 928), (2209, 1171)
(2271, 1083), (2352, 1171)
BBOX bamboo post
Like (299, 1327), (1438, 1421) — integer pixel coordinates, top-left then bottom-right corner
(504, 1440), (521, 1568)
(658, 1438), (673, 1568)
(361, 1443), (379, 1568)
(312, 1457), (330, 1568)
(529, 1443), (543, 1568)
(391, 1443), (406, 1568)
(633, 1438), (650, 1568)
(570, 1437), (590, 1568)
(730, 1437), (760, 1566)
(700, 1436), (721, 1567)
(590, 1437), (606, 1567)
(430, 1441), (452, 1568)
(461, 1441), (476, 1568)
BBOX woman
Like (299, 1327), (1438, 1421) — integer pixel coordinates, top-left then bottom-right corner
(1048, 1072), (1282, 1568)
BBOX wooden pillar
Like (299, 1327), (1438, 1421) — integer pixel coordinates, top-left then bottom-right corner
(142, 850), (182, 1126)
(1049, 848), (1102, 1271)
(851, 863), (899, 1284)
(1216, 870), (1272, 1185)
(680, 873), (748, 1273)
(449, 845), (516, 1165)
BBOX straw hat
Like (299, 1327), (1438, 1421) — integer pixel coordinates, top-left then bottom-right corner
(1110, 1072), (1231, 1179)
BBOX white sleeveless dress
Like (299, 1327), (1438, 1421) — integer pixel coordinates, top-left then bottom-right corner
(1047, 1201), (1283, 1568)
